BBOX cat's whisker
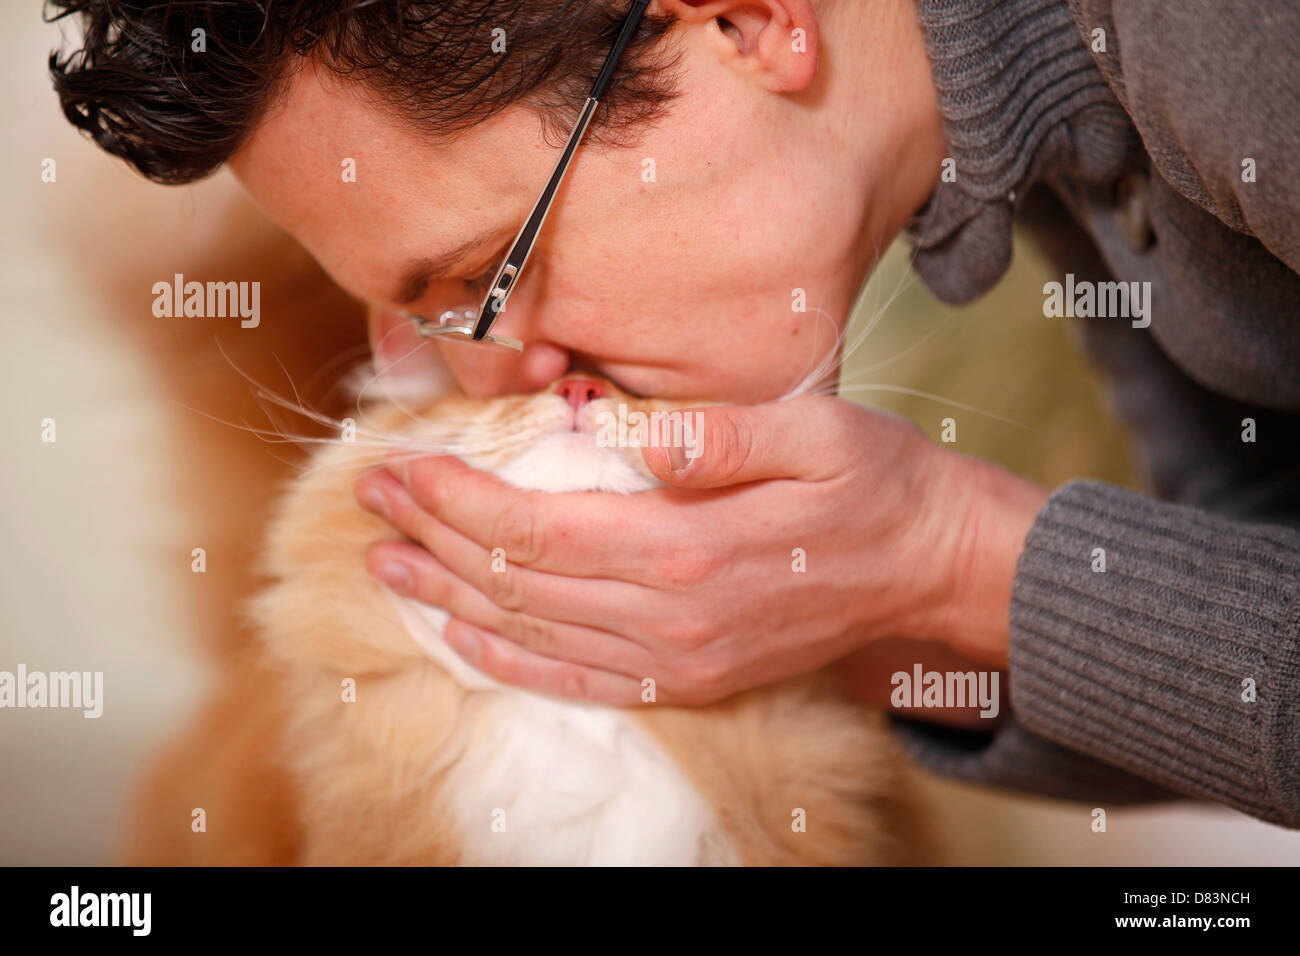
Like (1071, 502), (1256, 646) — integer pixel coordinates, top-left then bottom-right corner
(295, 450), (442, 479)
(778, 242), (908, 400)
(207, 341), (454, 452)
(309, 343), (375, 406)
(837, 308), (953, 383)
(247, 385), (367, 437)
(780, 302), (846, 401)
(177, 402), (451, 456)
(782, 285), (837, 398)
(780, 245), (940, 404)
(272, 351), (312, 421)
(836, 245), (917, 370)
(247, 380), (437, 448)
(836, 383), (1030, 428)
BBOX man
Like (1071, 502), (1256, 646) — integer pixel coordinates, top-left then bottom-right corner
(51, 0), (1300, 827)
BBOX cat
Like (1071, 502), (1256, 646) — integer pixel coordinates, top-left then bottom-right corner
(233, 370), (927, 865)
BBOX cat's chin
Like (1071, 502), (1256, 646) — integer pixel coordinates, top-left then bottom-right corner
(489, 429), (658, 495)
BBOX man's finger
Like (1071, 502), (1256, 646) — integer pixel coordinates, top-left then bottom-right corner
(367, 541), (658, 677)
(381, 454), (684, 579)
(442, 620), (647, 706)
(357, 483), (661, 638)
(641, 396), (854, 489)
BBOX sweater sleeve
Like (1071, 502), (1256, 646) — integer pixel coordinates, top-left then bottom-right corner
(1010, 480), (1300, 825)
(896, 480), (1300, 828)
(896, 0), (1300, 825)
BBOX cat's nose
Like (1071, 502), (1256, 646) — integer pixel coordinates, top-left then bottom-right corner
(555, 375), (606, 411)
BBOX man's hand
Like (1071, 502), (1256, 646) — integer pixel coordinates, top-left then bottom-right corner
(353, 396), (1046, 706)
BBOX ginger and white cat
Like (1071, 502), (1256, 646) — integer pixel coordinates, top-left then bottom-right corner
(230, 371), (924, 865)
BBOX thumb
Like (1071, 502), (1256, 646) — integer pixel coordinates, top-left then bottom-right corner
(642, 398), (849, 489)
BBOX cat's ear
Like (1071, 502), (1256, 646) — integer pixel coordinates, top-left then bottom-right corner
(361, 305), (457, 403)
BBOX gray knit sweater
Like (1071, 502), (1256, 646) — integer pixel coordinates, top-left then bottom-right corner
(894, 0), (1300, 827)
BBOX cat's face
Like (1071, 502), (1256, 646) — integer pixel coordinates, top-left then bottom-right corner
(397, 375), (703, 495)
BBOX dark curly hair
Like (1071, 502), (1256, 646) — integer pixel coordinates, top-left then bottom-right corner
(47, 0), (681, 185)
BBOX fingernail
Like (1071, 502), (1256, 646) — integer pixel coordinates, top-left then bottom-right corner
(667, 442), (691, 473)
(358, 486), (390, 520)
(444, 622), (479, 663)
(374, 560), (412, 595)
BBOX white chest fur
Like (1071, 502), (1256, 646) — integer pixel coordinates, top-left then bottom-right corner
(390, 596), (734, 865)
(387, 428), (736, 865)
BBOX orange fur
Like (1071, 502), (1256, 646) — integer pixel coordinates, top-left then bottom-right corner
(235, 394), (928, 865)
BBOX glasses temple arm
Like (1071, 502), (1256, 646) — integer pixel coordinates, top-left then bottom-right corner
(471, 0), (651, 341)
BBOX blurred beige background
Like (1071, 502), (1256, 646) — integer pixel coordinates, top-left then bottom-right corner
(4, 9), (1298, 864)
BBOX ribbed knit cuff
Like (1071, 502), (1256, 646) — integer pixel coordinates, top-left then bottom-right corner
(1010, 480), (1300, 826)
(908, 0), (1136, 303)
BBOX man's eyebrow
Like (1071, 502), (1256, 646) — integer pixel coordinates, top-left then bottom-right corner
(392, 232), (496, 305)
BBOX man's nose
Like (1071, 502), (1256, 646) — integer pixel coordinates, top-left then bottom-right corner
(441, 338), (572, 397)
(554, 375), (606, 411)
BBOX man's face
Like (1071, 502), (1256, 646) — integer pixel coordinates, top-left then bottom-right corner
(231, 11), (937, 401)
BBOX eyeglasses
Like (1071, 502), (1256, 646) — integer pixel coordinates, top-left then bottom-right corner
(409, 0), (651, 352)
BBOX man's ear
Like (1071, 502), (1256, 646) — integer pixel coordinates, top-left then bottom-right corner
(657, 0), (819, 92)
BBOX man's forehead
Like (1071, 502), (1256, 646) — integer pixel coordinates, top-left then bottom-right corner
(234, 66), (557, 240)
(228, 71), (495, 286)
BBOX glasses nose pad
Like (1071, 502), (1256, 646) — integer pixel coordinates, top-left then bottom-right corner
(402, 306), (474, 337)
(437, 308), (477, 330)
(404, 306), (524, 352)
